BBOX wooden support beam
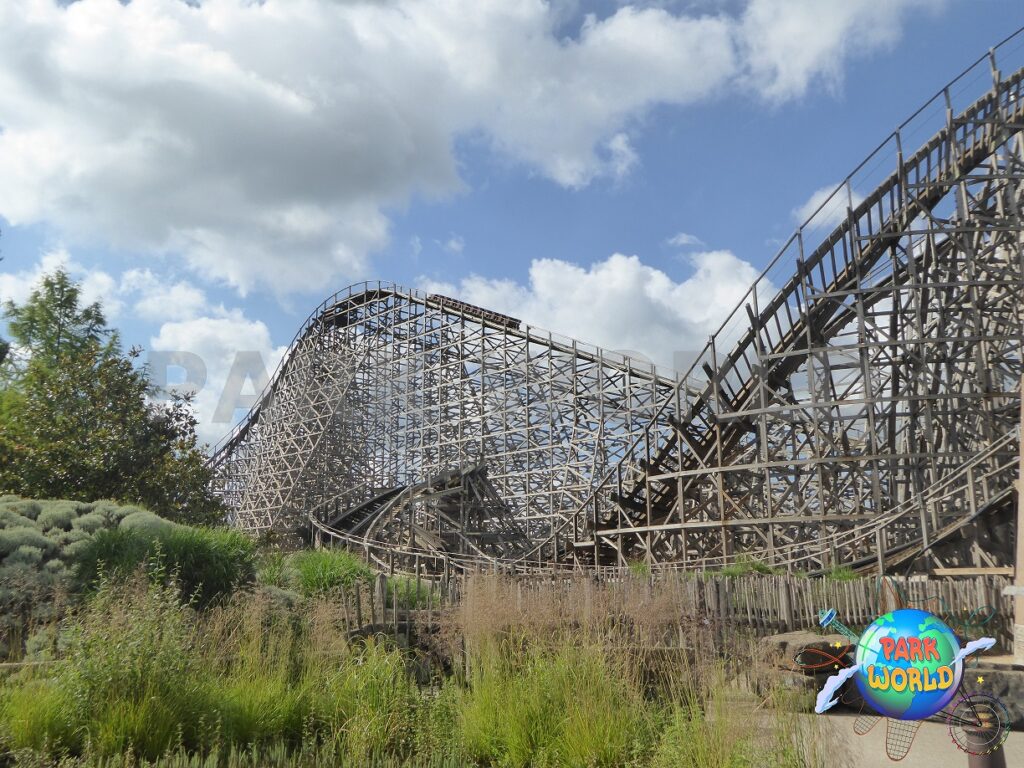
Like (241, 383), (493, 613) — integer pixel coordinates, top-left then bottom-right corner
(931, 567), (1014, 577)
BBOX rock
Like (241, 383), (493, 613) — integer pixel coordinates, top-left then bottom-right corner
(971, 663), (1024, 729)
(761, 630), (852, 670)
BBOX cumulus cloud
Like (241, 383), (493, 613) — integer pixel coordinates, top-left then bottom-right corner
(421, 249), (765, 373)
(150, 311), (287, 446)
(1, 252), (211, 324)
(738, 0), (945, 102)
(0, 247), (124, 315)
(121, 268), (208, 322)
(0, 0), (943, 296)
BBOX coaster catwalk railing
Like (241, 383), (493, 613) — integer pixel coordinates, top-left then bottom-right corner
(309, 425), (1016, 579)
(556, 33), (1024, 571)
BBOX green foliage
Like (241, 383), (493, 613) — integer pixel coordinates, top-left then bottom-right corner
(0, 576), (830, 768)
(456, 640), (651, 767)
(386, 575), (436, 609)
(0, 268), (223, 525)
(824, 565), (859, 582)
(36, 501), (82, 532)
(0, 497), (254, 657)
(290, 549), (374, 596)
(75, 526), (256, 607)
(719, 556), (782, 577)
(119, 510), (177, 536)
(155, 527), (258, 606)
(627, 559), (651, 578)
(260, 550), (428, 609)
(0, 581), (419, 762)
(2, 268), (108, 367)
(256, 551), (293, 589)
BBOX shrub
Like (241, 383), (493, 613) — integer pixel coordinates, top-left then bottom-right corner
(37, 501), (83, 532)
(257, 551), (293, 588)
(2, 677), (81, 753)
(1, 499), (42, 520)
(0, 526), (53, 556)
(628, 559), (651, 578)
(7, 544), (45, 566)
(0, 498), (252, 660)
(24, 578), (213, 759)
(75, 526), (257, 607)
(73, 528), (154, 585)
(0, 509), (37, 529)
(70, 511), (112, 535)
(119, 510), (176, 536)
(157, 527), (257, 606)
(0, 580), (421, 762)
(825, 565), (859, 581)
(458, 640), (651, 767)
(291, 549), (374, 596)
(93, 501), (141, 526)
(720, 556), (781, 577)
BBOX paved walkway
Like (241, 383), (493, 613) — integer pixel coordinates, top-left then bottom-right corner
(817, 713), (1023, 767)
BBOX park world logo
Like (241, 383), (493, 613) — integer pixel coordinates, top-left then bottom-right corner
(809, 603), (1009, 759)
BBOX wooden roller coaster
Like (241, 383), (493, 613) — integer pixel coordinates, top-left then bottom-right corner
(210, 31), (1024, 577)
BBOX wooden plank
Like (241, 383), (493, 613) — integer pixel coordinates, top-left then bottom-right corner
(931, 567), (1014, 577)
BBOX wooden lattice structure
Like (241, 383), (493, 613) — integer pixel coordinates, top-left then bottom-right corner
(211, 33), (1024, 575)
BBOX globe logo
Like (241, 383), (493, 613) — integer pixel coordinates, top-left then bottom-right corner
(854, 608), (963, 720)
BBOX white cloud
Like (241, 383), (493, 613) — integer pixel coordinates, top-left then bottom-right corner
(0, 247), (124, 315)
(1, 252), (210, 327)
(420, 250), (764, 373)
(0, 0), (943, 296)
(738, 0), (945, 102)
(121, 268), (208, 322)
(792, 182), (866, 229)
(667, 231), (705, 248)
(442, 235), (465, 255)
(150, 310), (287, 446)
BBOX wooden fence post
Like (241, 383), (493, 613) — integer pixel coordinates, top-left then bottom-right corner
(779, 578), (794, 632)
(374, 573), (387, 627)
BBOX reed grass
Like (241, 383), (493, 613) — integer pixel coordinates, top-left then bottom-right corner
(0, 572), (828, 767)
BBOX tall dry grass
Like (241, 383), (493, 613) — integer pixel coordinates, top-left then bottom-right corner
(426, 572), (830, 768)
(0, 571), (831, 767)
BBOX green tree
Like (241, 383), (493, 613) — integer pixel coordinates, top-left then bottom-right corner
(4, 269), (108, 366)
(0, 269), (223, 525)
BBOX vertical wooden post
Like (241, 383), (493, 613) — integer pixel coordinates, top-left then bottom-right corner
(779, 578), (794, 632)
(340, 584), (351, 635)
(375, 573), (387, 628)
(354, 584), (363, 630)
(1015, 375), (1024, 664)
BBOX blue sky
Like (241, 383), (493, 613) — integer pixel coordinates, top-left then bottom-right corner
(0, 0), (1021, 445)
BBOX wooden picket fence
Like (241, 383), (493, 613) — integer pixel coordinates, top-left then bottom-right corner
(335, 570), (1014, 651)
